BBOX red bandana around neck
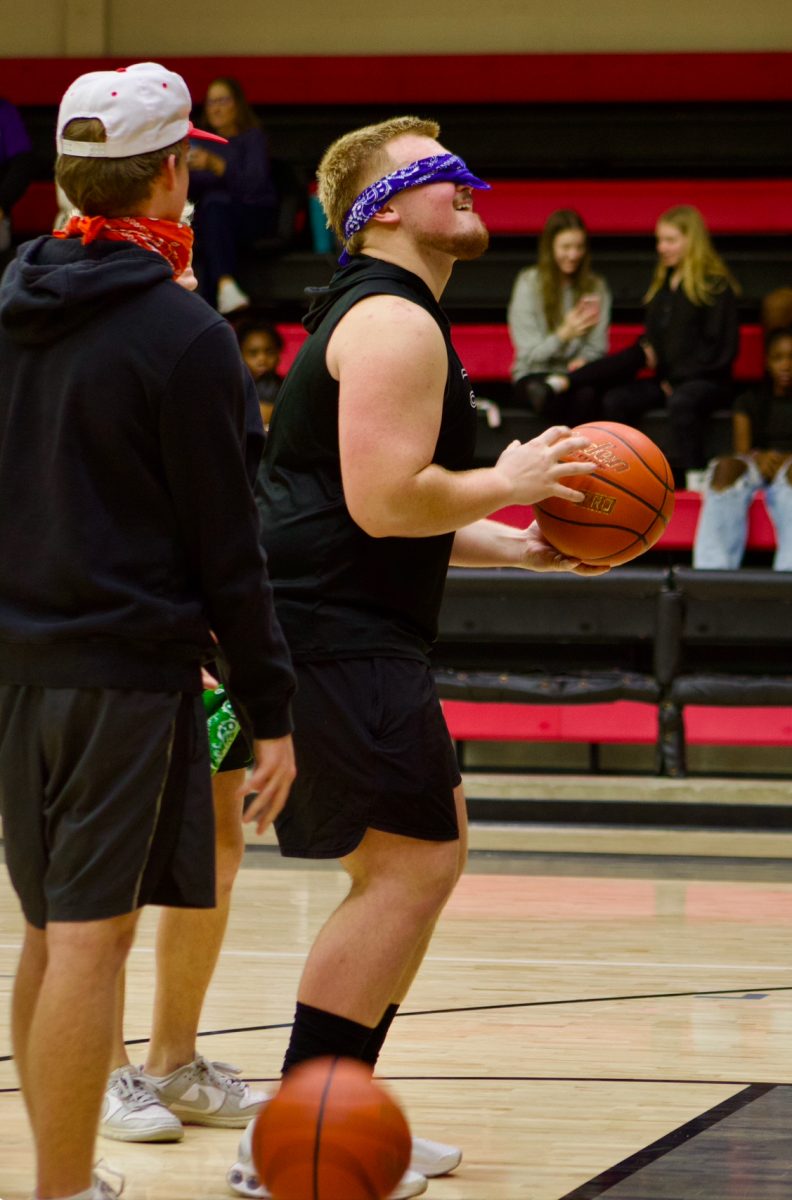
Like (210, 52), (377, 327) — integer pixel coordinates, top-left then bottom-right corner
(53, 214), (194, 278)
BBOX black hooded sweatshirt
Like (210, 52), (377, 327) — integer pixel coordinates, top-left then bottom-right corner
(257, 255), (478, 663)
(0, 235), (294, 738)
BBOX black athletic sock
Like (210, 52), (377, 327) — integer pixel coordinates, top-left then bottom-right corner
(281, 1001), (374, 1075)
(360, 1003), (400, 1067)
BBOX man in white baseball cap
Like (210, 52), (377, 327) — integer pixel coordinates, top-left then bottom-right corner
(56, 60), (226, 158)
(0, 63), (296, 1200)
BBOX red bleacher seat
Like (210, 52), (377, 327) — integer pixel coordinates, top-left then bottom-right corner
(491, 491), (775, 552)
(442, 699), (792, 749)
(442, 699), (658, 744)
(474, 180), (792, 236)
(278, 323), (765, 383)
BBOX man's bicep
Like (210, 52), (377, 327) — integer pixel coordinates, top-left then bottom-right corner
(336, 305), (448, 505)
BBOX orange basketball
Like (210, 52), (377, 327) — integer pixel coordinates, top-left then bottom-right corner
(533, 421), (675, 567)
(251, 1057), (412, 1200)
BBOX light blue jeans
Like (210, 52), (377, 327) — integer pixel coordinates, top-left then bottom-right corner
(693, 455), (792, 570)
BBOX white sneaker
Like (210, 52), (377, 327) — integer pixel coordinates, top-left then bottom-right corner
(217, 278), (250, 314)
(99, 1066), (183, 1143)
(410, 1134), (462, 1176)
(142, 1055), (269, 1127)
(226, 1118), (428, 1199)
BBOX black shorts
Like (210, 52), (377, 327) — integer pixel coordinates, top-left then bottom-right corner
(274, 658), (461, 859)
(0, 686), (215, 929)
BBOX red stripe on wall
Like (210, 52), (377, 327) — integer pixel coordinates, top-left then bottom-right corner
(3, 53), (792, 107)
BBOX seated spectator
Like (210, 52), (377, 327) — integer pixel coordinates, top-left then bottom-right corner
(234, 315), (284, 429)
(507, 209), (611, 425)
(598, 206), (740, 486)
(0, 97), (34, 260)
(693, 326), (792, 570)
(189, 77), (278, 313)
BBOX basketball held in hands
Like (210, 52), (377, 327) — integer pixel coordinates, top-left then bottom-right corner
(533, 421), (675, 567)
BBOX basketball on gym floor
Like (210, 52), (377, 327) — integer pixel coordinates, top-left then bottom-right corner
(533, 421), (675, 567)
(251, 1056), (412, 1200)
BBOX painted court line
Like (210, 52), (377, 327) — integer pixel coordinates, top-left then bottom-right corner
(4, 943), (792, 972)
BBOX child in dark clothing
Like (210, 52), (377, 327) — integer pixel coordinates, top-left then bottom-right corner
(234, 317), (284, 429)
(694, 326), (792, 569)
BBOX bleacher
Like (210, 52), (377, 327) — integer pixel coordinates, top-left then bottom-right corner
(6, 51), (792, 324)
(6, 51), (792, 779)
(434, 566), (792, 779)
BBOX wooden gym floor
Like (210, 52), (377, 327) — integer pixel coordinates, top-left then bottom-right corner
(3, 775), (792, 1199)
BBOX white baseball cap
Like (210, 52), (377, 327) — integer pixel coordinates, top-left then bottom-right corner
(57, 61), (227, 158)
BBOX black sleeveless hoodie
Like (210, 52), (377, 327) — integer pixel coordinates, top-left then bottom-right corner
(257, 255), (478, 662)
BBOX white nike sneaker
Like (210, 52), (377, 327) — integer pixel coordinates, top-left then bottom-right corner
(142, 1055), (270, 1127)
(226, 1118), (428, 1199)
(99, 1066), (183, 1142)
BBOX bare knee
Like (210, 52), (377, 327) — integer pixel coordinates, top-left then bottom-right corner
(346, 835), (460, 917)
(22, 921), (48, 965)
(709, 456), (747, 491)
(46, 911), (139, 974)
(415, 843), (460, 910)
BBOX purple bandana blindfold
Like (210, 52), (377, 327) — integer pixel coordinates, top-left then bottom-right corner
(339, 153), (490, 264)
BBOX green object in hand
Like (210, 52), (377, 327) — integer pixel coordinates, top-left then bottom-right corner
(202, 686), (241, 774)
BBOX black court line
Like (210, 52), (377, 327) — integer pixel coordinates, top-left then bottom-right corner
(400, 983), (792, 1017)
(0, 1077), (761, 1095)
(557, 1083), (776, 1199)
(1, 1075), (787, 1098)
(1, 982), (789, 1064)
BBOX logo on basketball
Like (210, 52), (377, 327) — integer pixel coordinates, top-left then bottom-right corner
(574, 440), (629, 472)
(581, 491), (616, 515)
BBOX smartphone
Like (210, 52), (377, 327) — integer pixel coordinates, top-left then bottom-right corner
(579, 293), (601, 322)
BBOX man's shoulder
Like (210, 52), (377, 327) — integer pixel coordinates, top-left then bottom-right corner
(330, 294), (445, 373)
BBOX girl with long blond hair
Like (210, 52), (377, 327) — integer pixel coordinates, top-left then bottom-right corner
(600, 205), (740, 484)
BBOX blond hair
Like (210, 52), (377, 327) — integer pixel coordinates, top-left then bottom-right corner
(645, 205), (740, 306)
(55, 118), (186, 218)
(317, 115), (440, 257)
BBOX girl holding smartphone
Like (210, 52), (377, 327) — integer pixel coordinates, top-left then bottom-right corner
(507, 209), (612, 423)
